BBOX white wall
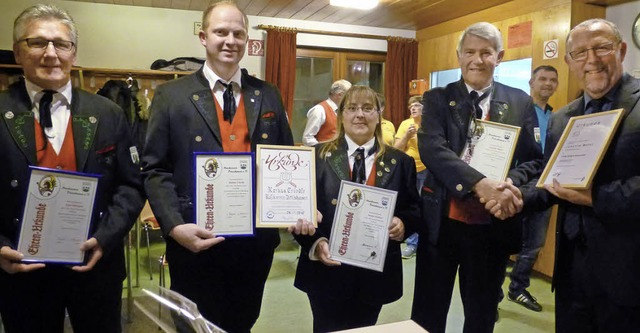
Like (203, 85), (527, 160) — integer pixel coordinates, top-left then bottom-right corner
(0, 0), (415, 79)
(607, 1), (640, 77)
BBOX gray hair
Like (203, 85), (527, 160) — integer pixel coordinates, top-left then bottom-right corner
(456, 22), (503, 55)
(329, 79), (352, 96)
(566, 18), (622, 51)
(14, 4), (78, 46)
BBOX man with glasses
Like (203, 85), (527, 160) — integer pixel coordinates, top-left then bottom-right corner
(0, 4), (144, 332)
(532, 18), (640, 332)
(411, 22), (542, 333)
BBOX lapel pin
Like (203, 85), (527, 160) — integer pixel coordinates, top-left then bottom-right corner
(255, 90), (260, 96)
(195, 136), (202, 142)
(377, 171), (383, 177)
(384, 167), (390, 172)
(379, 161), (385, 167)
(193, 94), (200, 101)
(262, 133), (268, 139)
(449, 101), (456, 107)
(89, 116), (97, 124)
(4, 111), (14, 119)
(391, 159), (397, 165)
(326, 152), (332, 157)
(251, 99), (255, 103)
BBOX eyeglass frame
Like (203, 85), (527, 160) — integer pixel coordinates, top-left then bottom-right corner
(567, 41), (620, 61)
(17, 38), (75, 53)
(343, 104), (378, 115)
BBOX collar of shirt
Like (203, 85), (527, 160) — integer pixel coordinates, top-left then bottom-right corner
(326, 98), (338, 112)
(25, 79), (72, 155)
(345, 135), (376, 181)
(464, 82), (492, 118)
(26, 79), (72, 111)
(202, 61), (243, 108)
(202, 61), (243, 91)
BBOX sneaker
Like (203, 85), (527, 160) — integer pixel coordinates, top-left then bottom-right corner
(507, 290), (543, 312)
(401, 245), (416, 259)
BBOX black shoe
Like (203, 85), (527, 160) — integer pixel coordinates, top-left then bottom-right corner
(507, 290), (543, 312)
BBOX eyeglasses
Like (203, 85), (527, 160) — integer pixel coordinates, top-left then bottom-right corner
(17, 38), (75, 52)
(344, 104), (377, 114)
(568, 42), (618, 61)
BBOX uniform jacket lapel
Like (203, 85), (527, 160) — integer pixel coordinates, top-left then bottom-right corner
(615, 74), (640, 118)
(326, 141), (351, 182)
(3, 84), (37, 165)
(189, 69), (222, 146)
(374, 151), (399, 188)
(241, 70), (260, 139)
(70, 89), (98, 171)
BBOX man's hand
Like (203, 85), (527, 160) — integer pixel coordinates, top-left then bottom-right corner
(314, 240), (341, 267)
(475, 178), (523, 219)
(388, 217), (405, 241)
(72, 237), (103, 272)
(545, 178), (592, 207)
(169, 224), (225, 253)
(0, 246), (45, 274)
(288, 218), (317, 236)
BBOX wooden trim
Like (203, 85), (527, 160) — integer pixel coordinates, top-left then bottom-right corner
(257, 24), (416, 42)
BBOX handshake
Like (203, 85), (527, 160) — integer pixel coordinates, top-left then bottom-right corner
(473, 177), (523, 220)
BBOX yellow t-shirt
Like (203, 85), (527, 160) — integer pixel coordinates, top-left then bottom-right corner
(395, 118), (426, 172)
(381, 118), (396, 147)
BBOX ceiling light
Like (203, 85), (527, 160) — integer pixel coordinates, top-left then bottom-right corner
(330, 0), (379, 10)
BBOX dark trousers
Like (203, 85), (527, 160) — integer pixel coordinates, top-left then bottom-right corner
(509, 207), (552, 293)
(555, 237), (640, 333)
(166, 236), (276, 333)
(308, 293), (382, 333)
(411, 218), (509, 333)
(0, 264), (123, 333)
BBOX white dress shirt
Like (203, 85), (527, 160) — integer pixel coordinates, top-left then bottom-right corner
(26, 79), (72, 154)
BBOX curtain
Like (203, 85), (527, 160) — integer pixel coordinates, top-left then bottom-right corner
(265, 27), (297, 123)
(384, 37), (418, 127)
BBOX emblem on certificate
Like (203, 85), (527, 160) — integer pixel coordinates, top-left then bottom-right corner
(537, 109), (624, 189)
(194, 152), (255, 236)
(17, 167), (100, 264)
(460, 119), (521, 181)
(255, 145), (316, 228)
(328, 181), (397, 272)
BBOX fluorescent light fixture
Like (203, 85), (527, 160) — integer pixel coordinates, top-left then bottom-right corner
(330, 0), (379, 10)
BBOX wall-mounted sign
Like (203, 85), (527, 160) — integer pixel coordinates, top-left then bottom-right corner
(543, 39), (559, 60)
(508, 21), (532, 49)
(248, 40), (264, 56)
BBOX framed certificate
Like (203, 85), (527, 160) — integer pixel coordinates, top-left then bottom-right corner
(255, 144), (316, 228)
(329, 181), (397, 272)
(194, 152), (255, 236)
(17, 167), (100, 264)
(537, 109), (624, 189)
(460, 120), (521, 181)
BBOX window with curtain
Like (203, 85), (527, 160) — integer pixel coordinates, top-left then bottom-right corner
(293, 48), (386, 144)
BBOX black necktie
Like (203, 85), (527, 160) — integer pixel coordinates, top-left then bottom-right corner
(39, 90), (56, 128)
(351, 147), (366, 184)
(470, 90), (489, 119)
(586, 98), (607, 114)
(218, 81), (236, 123)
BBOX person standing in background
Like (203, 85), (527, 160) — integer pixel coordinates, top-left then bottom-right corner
(302, 79), (352, 146)
(394, 95), (426, 258)
(376, 93), (397, 146)
(142, 2), (293, 332)
(505, 65), (558, 312)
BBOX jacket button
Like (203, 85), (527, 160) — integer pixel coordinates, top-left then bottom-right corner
(195, 136), (202, 142)
(331, 199), (337, 205)
(262, 133), (268, 139)
(456, 184), (463, 192)
(10, 180), (18, 188)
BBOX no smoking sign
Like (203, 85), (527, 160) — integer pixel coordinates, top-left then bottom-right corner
(543, 39), (559, 59)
